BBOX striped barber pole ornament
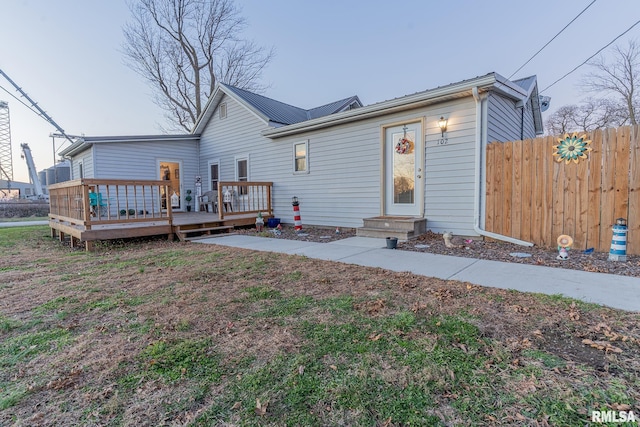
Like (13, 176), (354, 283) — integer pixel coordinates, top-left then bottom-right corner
(292, 196), (302, 231)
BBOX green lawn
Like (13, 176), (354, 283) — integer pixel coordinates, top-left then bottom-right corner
(0, 226), (638, 426)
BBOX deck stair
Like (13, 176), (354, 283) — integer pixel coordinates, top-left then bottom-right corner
(356, 216), (426, 241)
(175, 221), (233, 241)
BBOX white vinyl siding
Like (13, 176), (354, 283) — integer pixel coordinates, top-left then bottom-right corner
(423, 99), (477, 235)
(199, 94), (479, 234)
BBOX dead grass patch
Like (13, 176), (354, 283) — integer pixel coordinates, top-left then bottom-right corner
(1, 227), (638, 426)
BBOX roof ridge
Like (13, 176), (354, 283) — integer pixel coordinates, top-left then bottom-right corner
(222, 83), (307, 114)
(307, 95), (358, 112)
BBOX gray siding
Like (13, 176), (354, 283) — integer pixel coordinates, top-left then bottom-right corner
(200, 94), (480, 235)
(93, 140), (198, 181)
(486, 93), (537, 143)
(71, 148), (94, 179)
(523, 97), (537, 137)
(92, 139), (199, 209)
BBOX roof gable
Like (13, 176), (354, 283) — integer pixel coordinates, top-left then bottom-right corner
(512, 75), (544, 135)
(192, 83), (363, 134)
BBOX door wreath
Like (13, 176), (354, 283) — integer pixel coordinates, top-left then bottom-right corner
(395, 137), (414, 154)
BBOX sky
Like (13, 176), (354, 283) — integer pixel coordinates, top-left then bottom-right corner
(1, 0), (639, 183)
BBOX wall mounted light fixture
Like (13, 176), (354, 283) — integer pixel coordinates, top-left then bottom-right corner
(438, 116), (448, 137)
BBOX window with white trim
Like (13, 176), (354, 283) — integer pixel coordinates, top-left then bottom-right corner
(78, 161), (84, 179)
(235, 156), (248, 195)
(219, 103), (227, 119)
(208, 160), (220, 190)
(293, 140), (309, 173)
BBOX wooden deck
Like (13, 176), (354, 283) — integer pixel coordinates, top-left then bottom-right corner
(47, 179), (273, 250)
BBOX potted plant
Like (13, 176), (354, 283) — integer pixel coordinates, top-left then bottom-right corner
(185, 189), (192, 212)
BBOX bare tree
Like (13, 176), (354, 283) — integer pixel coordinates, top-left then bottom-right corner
(582, 39), (640, 125)
(546, 105), (579, 135)
(545, 98), (627, 135)
(122, 0), (273, 132)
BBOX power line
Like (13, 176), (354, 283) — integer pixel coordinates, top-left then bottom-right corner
(0, 83), (47, 120)
(0, 69), (75, 146)
(509, 0), (597, 79)
(541, 19), (640, 93)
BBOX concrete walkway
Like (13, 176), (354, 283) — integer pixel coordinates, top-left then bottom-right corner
(0, 220), (49, 228)
(195, 235), (640, 312)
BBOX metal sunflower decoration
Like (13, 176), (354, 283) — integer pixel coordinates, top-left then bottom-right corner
(553, 132), (592, 164)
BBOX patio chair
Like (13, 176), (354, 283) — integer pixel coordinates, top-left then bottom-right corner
(89, 192), (107, 217)
(199, 190), (218, 213)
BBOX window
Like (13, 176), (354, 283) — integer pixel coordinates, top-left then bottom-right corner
(236, 157), (248, 195)
(78, 162), (84, 179)
(294, 141), (308, 173)
(209, 161), (219, 190)
(219, 103), (227, 119)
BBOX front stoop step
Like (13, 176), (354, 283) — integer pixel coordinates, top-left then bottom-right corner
(176, 225), (234, 241)
(356, 216), (426, 241)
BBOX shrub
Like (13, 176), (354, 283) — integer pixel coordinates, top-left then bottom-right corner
(0, 202), (49, 218)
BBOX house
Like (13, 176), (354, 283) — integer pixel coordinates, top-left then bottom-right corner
(60, 72), (543, 240)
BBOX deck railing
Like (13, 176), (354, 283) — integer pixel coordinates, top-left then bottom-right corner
(48, 179), (173, 228)
(217, 181), (273, 220)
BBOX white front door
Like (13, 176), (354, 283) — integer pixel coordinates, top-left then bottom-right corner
(384, 123), (422, 216)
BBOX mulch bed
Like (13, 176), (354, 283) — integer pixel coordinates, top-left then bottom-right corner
(237, 225), (640, 278)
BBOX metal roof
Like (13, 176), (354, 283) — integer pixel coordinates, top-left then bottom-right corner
(60, 134), (198, 157)
(222, 85), (308, 125)
(262, 72), (507, 138)
(512, 75), (537, 93)
(221, 84), (362, 126)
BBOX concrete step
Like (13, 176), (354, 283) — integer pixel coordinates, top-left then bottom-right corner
(183, 232), (239, 242)
(356, 227), (414, 241)
(176, 225), (234, 241)
(362, 216), (426, 233)
(358, 216), (426, 240)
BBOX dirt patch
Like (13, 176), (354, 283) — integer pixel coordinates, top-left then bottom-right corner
(535, 328), (607, 370)
(235, 223), (356, 243)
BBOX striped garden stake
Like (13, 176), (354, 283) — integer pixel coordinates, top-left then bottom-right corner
(292, 196), (302, 232)
(609, 218), (628, 262)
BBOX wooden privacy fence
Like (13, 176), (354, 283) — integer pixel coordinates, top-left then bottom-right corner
(485, 125), (640, 254)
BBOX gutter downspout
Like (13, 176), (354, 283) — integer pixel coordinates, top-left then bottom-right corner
(472, 87), (533, 247)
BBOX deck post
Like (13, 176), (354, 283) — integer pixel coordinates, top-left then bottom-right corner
(218, 186), (224, 220)
(82, 181), (92, 230)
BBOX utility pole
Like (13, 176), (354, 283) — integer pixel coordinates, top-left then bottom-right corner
(0, 101), (13, 197)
